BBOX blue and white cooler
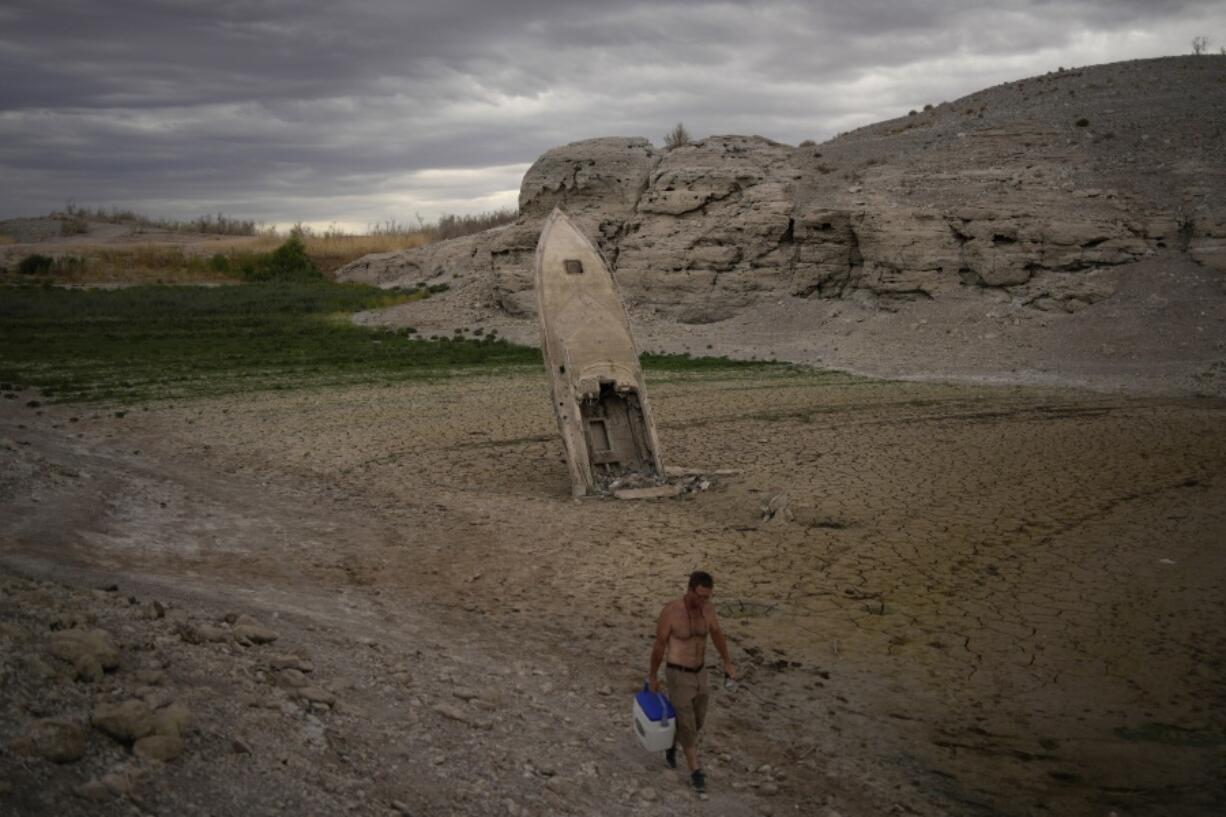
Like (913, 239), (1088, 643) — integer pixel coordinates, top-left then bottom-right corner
(632, 681), (676, 752)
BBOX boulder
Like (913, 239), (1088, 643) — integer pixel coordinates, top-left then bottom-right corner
(12, 718), (88, 763)
(231, 615), (279, 645)
(133, 733), (184, 762)
(47, 628), (119, 680)
(151, 702), (192, 737)
(91, 699), (155, 742)
(297, 686), (337, 706)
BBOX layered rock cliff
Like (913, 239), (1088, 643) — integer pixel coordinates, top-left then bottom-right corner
(338, 56), (1224, 326)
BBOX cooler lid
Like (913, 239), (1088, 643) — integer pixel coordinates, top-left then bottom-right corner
(635, 690), (676, 722)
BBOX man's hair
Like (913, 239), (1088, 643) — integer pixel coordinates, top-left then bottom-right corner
(688, 570), (714, 590)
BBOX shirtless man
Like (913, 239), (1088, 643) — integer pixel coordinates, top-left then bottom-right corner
(648, 570), (735, 793)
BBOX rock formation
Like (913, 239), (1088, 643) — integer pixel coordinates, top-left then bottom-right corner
(338, 56), (1225, 324)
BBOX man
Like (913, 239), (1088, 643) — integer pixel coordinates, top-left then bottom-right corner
(648, 570), (736, 793)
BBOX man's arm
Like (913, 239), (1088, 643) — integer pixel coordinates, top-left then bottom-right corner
(648, 606), (671, 692)
(708, 606), (736, 680)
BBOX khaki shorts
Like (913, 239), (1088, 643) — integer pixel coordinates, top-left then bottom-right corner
(666, 666), (709, 749)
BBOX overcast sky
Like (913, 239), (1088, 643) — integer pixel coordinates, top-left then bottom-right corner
(2, 1), (1223, 231)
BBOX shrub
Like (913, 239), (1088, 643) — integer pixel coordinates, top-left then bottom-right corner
(60, 217), (88, 236)
(18, 254), (54, 275)
(208, 253), (230, 273)
(663, 122), (691, 150)
(433, 209), (517, 241)
(238, 236), (322, 282)
(1075, 118), (1089, 127)
(1191, 36), (1209, 55)
(61, 203), (257, 236)
(55, 256), (88, 275)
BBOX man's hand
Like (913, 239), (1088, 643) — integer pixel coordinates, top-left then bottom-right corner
(722, 660), (736, 681)
(650, 676), (662, 693)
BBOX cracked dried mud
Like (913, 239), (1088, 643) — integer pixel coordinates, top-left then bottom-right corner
(2, 369), (1224, 817)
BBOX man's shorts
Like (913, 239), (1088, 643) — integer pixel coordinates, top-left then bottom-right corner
(665, 666), (709, 749)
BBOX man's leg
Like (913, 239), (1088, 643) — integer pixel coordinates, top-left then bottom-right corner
(693, 675), (710, 738)
(666, 668), (701, 772)
(686, 670), (710, 775)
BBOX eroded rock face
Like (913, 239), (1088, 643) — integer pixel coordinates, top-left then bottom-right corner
(337, 57), (1225, 320)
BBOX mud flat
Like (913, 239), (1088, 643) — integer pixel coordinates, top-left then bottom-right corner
(2, 369), (1224, 816)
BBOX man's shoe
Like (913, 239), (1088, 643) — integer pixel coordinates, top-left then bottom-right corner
(690, 769), (706, 793)
(664, 747), (677, 769)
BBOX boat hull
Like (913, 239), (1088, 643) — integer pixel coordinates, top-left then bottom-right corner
(534, 208), (664, 496)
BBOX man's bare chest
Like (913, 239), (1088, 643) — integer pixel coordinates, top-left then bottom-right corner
(669, 606), (709, 641)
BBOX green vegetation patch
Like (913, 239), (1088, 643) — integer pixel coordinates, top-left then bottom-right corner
(0, 282), (539, 404)
(0, 280), (837, 406)
(233, 234), (321, 282)
(640, 351), (791, 372)
(640, 352), (853, 387)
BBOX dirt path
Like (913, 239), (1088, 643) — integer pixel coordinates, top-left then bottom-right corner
(2, 370), (1225, 816)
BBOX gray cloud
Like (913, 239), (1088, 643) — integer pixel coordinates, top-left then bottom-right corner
(2, 0), (1223, 228)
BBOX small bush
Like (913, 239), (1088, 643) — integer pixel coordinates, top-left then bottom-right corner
(55, 256), (88, 275)
(238, 236), (322, 282)
(18, 254), (54, 275)
(426, 283), (450, 294)
(60, 217), (88, 236)
(1075, 118), (1089, 127)
(61, 203), (257, 236)
(433, 210), (518, 241)
(208, 253), (230, 273)
(663, 122), (691, 150)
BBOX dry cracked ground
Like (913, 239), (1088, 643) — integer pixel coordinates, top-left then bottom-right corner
(1, 368), (1224, 817)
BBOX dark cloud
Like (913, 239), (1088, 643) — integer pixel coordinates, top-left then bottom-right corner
(2, 0), (1223, 226)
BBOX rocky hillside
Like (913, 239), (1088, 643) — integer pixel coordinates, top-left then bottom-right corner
(339, 56), (1223, 323)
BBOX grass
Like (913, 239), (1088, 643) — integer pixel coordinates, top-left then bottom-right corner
(4, 208), (520, 282)
(295, 231), (433, 275)
(63, 204), (258, 236)
(2, 246), (242, 285)
(1, 227), (448, 283)
(199, 231), (436, 276)
(0, 281), (803, 406)
(0, 234), (417, 285)
(0, 282), (539, 403)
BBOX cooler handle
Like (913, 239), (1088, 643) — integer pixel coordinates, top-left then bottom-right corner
(642, 678), (673, 723)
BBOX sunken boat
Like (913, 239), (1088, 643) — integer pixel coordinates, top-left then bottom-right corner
(534, 208), (665, 497)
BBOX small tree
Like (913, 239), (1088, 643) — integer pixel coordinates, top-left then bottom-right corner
(663, 122), (691, 150)
(1191, 35), (1209, 54)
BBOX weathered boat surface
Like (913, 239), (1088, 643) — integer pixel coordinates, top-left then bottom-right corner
(534, 208), (665, 497)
